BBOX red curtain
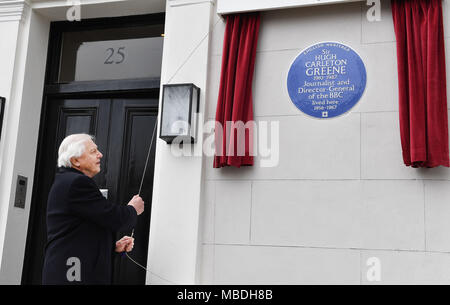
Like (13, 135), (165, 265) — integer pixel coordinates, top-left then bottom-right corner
(214, 13), (261, 168)
(392, 0), (449, 168)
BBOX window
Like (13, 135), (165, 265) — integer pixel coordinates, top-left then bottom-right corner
(58, 24), (164, 82)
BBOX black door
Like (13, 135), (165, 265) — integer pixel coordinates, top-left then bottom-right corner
(22, 97), (157, 285)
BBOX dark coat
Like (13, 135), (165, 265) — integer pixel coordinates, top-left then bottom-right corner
(42, 167), (137, 285)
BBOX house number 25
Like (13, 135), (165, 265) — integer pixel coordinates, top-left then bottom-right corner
(105, 47), (126, 64)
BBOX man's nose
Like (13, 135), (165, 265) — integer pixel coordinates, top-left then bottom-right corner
(99, 152), (103, 159)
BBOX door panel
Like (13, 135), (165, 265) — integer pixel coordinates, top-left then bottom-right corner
(108, 99), (158, 285)
(56, 101), (111, 187)
(23, 97), (157, 285)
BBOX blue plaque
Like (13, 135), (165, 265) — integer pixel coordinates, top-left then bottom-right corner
(287, 42), (367, 119)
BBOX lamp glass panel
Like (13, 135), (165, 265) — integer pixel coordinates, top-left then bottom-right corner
(161, 85), (191, 137)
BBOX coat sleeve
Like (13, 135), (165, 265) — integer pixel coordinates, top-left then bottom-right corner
(67, 175), (137, 232)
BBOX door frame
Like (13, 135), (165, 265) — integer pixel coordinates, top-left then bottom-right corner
(21, 13), (164, 285)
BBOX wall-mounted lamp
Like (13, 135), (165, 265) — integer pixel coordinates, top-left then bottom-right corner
(159, 84), (200, 144)
(0, 97), (5, 140)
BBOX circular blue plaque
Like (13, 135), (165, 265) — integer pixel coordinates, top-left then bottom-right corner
(287, 42), (367, 119)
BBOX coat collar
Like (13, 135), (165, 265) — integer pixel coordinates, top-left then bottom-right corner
(57, 167), (85, 176)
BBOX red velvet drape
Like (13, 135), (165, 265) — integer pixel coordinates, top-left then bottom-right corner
(392, 0), (449, 168)
(214, 13), (261, 168)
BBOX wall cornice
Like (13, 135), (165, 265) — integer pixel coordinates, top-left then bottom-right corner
(0, 0), (30, 23)
(217, 0), (361, 14)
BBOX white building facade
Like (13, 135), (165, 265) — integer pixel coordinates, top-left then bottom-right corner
(0, 0), (449, 285)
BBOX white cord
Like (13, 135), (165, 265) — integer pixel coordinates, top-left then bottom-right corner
(125, 252), (149, 272)
(126, 121), (157, 272)
(138, 122), (158, 196)
(125, 252), (175, 284)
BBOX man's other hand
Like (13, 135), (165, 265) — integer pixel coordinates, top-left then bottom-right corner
(115, 236), (134, 253)
(128, 195), (144, 215)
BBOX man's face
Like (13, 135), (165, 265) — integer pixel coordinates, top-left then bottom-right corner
(71, 139), (103, 178)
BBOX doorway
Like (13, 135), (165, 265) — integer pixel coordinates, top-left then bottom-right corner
(22, 14), (164, 285)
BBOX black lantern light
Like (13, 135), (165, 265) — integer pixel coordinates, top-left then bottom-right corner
(159, 84), (200, 144)
(0, 97), (5, 140)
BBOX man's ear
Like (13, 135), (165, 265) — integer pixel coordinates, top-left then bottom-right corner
(70, 157), (80, 168)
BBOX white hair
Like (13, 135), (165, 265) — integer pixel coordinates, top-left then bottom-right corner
(57, 134), (95, 168)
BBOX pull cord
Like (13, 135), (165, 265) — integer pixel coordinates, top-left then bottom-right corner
(125, 121), (158, 271)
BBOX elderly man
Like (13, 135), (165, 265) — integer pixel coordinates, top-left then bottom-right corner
(42, 134), (145, 285)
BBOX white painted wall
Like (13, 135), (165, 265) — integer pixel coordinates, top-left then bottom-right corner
(146, 0), (214, 285)
(199, 0), (450, 284)
(0, 9), (50, 284)
(0, 3), (22, 240)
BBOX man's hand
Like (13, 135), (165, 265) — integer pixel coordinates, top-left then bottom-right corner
(128, 195), (144, 215)
(115, 236), (134, 253)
